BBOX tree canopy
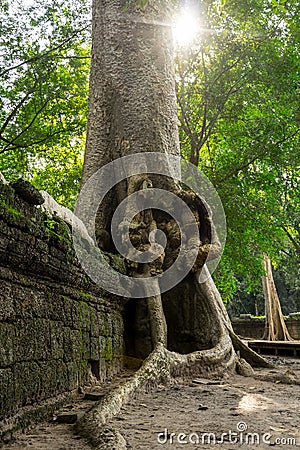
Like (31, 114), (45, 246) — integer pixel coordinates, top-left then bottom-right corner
(175, 0), (300, 303)
(0, 0), (299, 306)
(0, 0), (91, 207)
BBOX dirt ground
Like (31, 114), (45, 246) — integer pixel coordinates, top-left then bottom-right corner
(5, 357), (300, 450)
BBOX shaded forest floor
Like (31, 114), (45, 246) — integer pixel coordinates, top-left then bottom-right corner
(5, 357), (300, 449)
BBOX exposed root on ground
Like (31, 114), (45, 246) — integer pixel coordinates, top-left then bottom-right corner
(76, 330), (272, 448)
(228, 329), (274, 368)
(76, 338), (235, 448)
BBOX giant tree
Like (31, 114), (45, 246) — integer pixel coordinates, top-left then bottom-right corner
(75, 0), (270, 443)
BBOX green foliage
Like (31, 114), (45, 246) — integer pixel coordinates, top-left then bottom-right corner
(0, 0), (91, 208)
(212, 256), (238, 304)
(0, 199), (23, 219)
(176, 0), (300, 302)
(1, 0), (299, 312)
(44, 218), (63, 239)
(103, 338), (113, 363)
(227, 262), (300, 317)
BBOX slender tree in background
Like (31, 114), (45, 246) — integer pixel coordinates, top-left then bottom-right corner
(262, 255), (293, 341)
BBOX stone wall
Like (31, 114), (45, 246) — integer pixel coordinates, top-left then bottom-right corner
(0, 181), (125, 431)
(232, 318), (300, 340)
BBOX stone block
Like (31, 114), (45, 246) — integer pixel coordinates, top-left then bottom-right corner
(63, 328), (81, 362)
(11, 179), (44, 206)
(50, 321), (65, 360)
(78, 301), (91, 332)
(56, 295), (72, 324)
(84, 392), (105, 401)
(37, 360), (60, 399)
(0, 282), (15, 322)
(15, 319), (51, 361)
(90, 308), (100, 337)
(63, 297), (78, 328)
(66, 362), (80, 390)
(90, 337), (100, 360)
(0, 368), (15, 419)
(55, 412), (84, 423)
(99, 358), (107, 381)
(14, 361), (42, 407)
(80, 330), (91, 361)
(52, 359), (69, 393)
(0, 323), (15, 366)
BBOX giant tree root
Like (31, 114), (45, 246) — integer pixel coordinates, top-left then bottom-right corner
(76, 278), (272, 448)
(76, 334), (237, 448)
(90, 427), (127, 450)
(76, 344), (169, 448)
(228, 329), (274, 368)
(196, 266), (273, 370)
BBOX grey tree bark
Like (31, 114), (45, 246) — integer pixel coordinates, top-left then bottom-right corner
(77, 0), (271, 446)
(82, 0), (180, 232)
(262, 255), (293, 341)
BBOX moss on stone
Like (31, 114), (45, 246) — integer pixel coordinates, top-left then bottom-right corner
(0, 184), (124, 432)
(0, 199), (23, 219)
(103, 337), (113, 363)
(79, 291), (93, 300)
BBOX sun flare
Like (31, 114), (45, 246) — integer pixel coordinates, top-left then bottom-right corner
(172, 9), (200, 47)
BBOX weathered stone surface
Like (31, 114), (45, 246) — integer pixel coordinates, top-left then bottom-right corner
(0, 324), (15, 366)
(55, 412), (84, 424)
(0, 369), (15, 419)
(84, 392), (105, 401)
(50, 321), (65, 360)
(0, 183), (124, 431)
(236, 358), (255, 377)
(90, 337), (100, 360)
(11, 178), (45, 205)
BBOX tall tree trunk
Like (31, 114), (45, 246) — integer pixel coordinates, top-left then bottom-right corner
(81, 0), (180, 233)
(81, 0), (235, 369)
(76, 1), (271, 445)
(262, 255), (293, 341)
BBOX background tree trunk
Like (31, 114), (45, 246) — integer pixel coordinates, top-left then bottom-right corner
(262, 255), (293, 341)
